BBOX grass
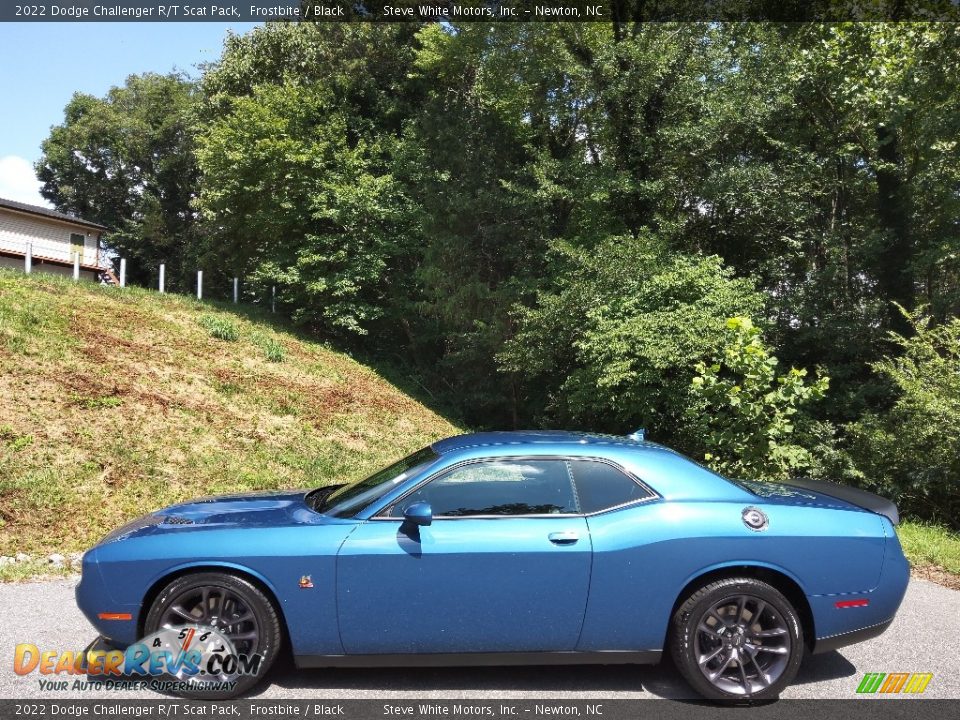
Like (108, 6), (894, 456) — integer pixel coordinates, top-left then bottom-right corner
(0, 270), (459, 579)
(897, 520), (960, 576)
(252, 332), (285, 363)
(199, 314), (239, 341)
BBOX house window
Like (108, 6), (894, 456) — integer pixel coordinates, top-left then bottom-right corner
(70, 233), (84, 259)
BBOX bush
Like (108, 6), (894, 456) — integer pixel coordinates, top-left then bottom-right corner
(199, 315), (239, 342)
(499, 235), (764, 438)
(847, 310), (960, 528)
(687, 317), (829, 481)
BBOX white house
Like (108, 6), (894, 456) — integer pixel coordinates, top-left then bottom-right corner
(0, 196), (114, 282)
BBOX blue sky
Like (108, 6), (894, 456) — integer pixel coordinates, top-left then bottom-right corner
(0, 22), (259, 206)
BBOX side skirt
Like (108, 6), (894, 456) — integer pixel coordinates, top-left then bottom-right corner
(295, 650), (661, 669)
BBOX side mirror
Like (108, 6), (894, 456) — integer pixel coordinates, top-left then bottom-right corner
(403, 501), (433, 527)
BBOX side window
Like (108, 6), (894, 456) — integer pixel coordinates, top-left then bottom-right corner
(392, 460), (577, 518)
(570, 460), (653, 513)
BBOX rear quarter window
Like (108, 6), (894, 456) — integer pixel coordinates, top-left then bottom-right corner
(570, 459), (654, 513)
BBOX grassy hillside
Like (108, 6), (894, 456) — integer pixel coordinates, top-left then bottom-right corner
(0, 270), (459, 578)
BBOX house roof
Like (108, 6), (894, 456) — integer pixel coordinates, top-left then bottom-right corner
(0, 196), (108, 232)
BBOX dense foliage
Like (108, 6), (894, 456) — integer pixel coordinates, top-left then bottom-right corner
(499, 237), (763, 441)
(848, 312), (960, 526)
(36, 22), (960, 525)
(688, 317), (830, 481)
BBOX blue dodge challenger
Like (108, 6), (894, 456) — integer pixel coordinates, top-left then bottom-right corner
(77, 431), (909, 701)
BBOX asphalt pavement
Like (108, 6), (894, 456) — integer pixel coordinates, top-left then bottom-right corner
(1, 576), (957, 700)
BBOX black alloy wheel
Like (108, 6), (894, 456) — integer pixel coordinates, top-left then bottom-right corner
(143, 572), (282, 698)
(670, 577), (804, 701)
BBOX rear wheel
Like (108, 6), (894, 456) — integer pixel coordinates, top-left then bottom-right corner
(143, 572), (282, 699)
(669, 577), (803, 701)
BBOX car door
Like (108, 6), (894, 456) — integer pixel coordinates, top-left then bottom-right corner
(336, 458), (592, 655)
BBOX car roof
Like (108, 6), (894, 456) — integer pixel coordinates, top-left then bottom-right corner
(427, 431), (755, 503)
(431, 430), (651, 454)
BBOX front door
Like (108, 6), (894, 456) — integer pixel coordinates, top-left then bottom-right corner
(336, 458), (592, 655)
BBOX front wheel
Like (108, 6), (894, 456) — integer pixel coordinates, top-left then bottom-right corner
(669, 577), (804, 701)
(143, 572), (282, 699)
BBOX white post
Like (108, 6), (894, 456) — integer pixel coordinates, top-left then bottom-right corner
(25, 242), (32, 274)
(73, 253), (80, 281)
(233, 277), (238, 304)
(119, 258), (126, 288)
(197, 271), (203, 300)
(271, 285), (276, 313)
(159, 264), (165, 294)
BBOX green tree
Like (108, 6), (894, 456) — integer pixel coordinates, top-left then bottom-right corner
(688, 317), (830, 481)
(500, 235), (763, 444)
(195, 23), (420, 335)
(848, 310), (960, 527)
(36, 73), (199, 288)
(682, 24), (960, 421)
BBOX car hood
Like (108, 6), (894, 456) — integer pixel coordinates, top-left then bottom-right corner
(161, 489), (313, 524)
(98, 489), (321, 544)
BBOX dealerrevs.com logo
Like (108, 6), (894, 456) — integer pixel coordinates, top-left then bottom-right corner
(856, 673), (934, 695)
(13, 624), (262, 693)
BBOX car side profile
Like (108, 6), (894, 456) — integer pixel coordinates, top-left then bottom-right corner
(76, 431), (909, 701)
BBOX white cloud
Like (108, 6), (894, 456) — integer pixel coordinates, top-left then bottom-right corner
(0, 156), (51, 208)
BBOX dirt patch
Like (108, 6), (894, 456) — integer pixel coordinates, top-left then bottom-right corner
(911, 564), (960, 592)
(58, 368), (130, 399)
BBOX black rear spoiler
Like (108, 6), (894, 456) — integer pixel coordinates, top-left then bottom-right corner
(784, 477), (899, 526)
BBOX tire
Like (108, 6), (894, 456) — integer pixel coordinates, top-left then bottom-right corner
(669, 577), (803, 702)
(143, 572), (282, 699)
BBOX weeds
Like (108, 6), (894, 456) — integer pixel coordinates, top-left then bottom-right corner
(199, 314), (239, 341)
(252, 333), (285, 362)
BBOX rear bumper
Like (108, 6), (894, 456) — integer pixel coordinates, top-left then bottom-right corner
(812, 618), (893, 655)
(809, 521), (908, 651)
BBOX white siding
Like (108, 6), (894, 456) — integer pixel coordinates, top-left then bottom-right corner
(0, 209), (101, 266)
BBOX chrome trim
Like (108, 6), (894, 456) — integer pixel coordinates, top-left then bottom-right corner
(369, 454), (661, 520)
(579, 492), (661, 517)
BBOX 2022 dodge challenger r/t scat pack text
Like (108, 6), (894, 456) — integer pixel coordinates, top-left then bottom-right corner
(76, 431), (909, 701)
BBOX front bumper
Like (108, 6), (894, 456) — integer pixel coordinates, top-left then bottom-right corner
(75, 553), (141, 646)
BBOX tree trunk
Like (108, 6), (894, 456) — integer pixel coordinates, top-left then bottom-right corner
(874, 122), (915, 335)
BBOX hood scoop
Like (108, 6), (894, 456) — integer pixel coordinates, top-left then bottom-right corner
(160, 515), (195, 525)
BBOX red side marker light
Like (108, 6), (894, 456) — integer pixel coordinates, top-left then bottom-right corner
(835, 599), (869, 609)
(97, 612), (133, 620)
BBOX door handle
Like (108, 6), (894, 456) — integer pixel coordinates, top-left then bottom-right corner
(548, 531), (579, 545)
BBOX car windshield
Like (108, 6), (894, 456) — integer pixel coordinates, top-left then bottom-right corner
(314, 446), (439, 518)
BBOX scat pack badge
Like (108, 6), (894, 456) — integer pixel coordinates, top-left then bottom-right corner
(298, 575), (314, 589)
